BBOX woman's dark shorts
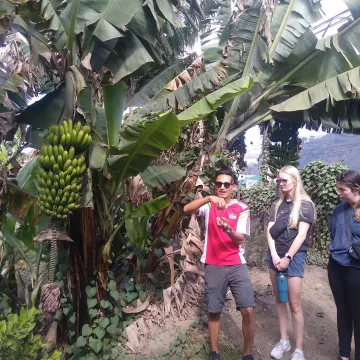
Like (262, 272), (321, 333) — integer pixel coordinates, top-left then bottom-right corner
(266, 250), (307, 278)
(204, 264), (255, 313)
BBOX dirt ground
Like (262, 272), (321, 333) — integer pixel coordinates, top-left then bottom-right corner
(224, 265), (340, 360)
(146, 265), (347, 359)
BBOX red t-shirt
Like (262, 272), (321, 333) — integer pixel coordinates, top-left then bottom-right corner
(198, 200), (250, 266)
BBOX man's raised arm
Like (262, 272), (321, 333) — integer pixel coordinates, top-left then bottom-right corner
(184, 196), (225, 214)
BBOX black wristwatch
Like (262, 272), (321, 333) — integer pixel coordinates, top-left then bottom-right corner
(224, 227), (233, 234)
(285, 252), (292, 261)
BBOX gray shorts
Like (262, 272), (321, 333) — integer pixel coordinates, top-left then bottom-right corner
(204, 264), (255, 313)
(266, 250), (307, 277)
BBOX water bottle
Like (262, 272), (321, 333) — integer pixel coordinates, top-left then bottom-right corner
(276, 271), (288, 303)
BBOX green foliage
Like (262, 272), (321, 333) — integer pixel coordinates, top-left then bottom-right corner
(266, 121), (301, 178)
(300, 161), (350, 259)
(202, 149), (239, 182)
(145, 320), (207, 360)
(164, 331), (187, 360)
(65, 275), (148, 359)
(0, 294), (11, 320)
(0, 307), (61, 360)
(240, 182), (277, 222)
(244, 218), (268, 268)
(240, 161), (349, 265)
(108, 111), (180, 182)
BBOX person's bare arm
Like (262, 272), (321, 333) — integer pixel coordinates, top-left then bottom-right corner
(267, 221), (281, 267)
(183, 196), (226, 214)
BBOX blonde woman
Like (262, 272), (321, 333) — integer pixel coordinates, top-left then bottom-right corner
(266, 166), (316, 360)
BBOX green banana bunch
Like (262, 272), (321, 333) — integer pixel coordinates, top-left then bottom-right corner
(36, 120), (92, 219)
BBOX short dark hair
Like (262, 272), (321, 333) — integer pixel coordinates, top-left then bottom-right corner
(214, 168), (238, 184)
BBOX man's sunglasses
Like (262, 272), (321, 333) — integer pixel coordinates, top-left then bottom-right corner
(215, 181), (233, 189)
(276, 178), (288, 184)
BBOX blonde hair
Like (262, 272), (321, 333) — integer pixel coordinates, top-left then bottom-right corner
(274, 165), (316, 229)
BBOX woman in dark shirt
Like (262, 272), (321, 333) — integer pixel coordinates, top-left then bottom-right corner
(266, 166), (315, 360)
(328, 170), (360, 360)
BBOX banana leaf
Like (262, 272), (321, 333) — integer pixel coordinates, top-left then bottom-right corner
(108, 111), (180, 182)
(140, 165), (186, 190)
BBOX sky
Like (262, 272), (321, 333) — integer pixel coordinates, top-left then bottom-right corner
(244, 0), (349, 165)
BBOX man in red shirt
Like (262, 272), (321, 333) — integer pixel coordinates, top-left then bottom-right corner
(184, 169), (255, 360)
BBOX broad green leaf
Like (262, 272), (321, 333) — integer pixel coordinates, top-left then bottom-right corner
(271, 0), (322, 63)
(131, 195), (170, 218)
(40, 0), (66, 34)
(4, 185), (36, 223)
(108, 111), (180, 182)
(154, 248), (162, 257)
(88, 337), (103, 353)
(110, 290), (121, 301)
(17, 85), (65, 146)
(82, 324), (92, 337)
(285, 20), (360, 88)
(61, 0), (142, 41)
(89, 309), (98, 318)
(3, 213), (16, 234)
(93, 327), (105, 339)
(271, 67), (360, 113)
(221, 7), (261, 74)
(90, 108), (108, 171)
(125, 203), (138, 244)
(69, 65), (86, 94)
(87, 298), (97, 309)
(16, 156), (39, 196)
(107, 280), (117, 291)
(110, 315), (119, 326)
(105, 31), (155, 83)
(100, 300), (110, 308)
(66, 0), (80, 61)
(140, 165), (186, 190)
(127, 3), (158, 45)
(177, 75), (254, 126)
(130, 66), (228, 121)
(106, 324), (120, 335)
(85, 286), (97, 298)
(126, 62), (187, 107)
(0, 228), (31, 268)
(75, 336), (86, 347)
(103, 81), (126, 147)
(156, 0), (185, 28)
(89, 137), (108, 171)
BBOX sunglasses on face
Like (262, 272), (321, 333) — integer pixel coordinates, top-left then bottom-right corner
(215, 181), (233, 189)
(276, 178), (288, 184)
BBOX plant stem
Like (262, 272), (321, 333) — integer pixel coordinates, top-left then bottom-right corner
(243, 12), (263, 75)
(67, 0), (80, 65)
(226, 109), (272, 145)
(268, 0), (296, 59)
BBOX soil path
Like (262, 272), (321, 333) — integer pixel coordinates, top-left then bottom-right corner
(145, 265), (345, 359)
(222, 265), (339, 360)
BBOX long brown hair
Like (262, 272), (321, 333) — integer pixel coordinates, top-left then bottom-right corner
(336, 170), (360, 222)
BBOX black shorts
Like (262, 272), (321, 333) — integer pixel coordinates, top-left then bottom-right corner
(204, 264), (255, 313)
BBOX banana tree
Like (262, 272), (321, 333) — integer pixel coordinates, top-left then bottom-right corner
(0, 0), (205, 337)
(126, 0), (360, 152)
